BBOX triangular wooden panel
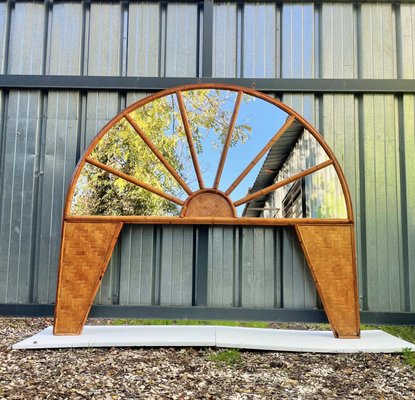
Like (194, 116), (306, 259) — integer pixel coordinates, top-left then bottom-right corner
(295, 224), (360, 338)
(54, 221), (123, 335)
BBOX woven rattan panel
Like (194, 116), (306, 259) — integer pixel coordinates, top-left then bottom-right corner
(296, 224), (360, 338)
(54, 222), (122, 335)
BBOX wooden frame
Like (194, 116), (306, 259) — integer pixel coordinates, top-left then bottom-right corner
(54, 84), (360, 339)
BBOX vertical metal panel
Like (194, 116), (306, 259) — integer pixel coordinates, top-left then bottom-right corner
(84, 91), (121, 304)
(165, 2), (199, 77)
(84, 92), (120, 147)
(7, 2), (45, 74)
(243, 3), (277, 78)
(281, 3), (316, 78)
(36, 91), (80, 303)
(95, 238), (121, 305)
(361, 95), (403, 311)
(281, 227), (317, 308)
(321, 94), (363, 304)
(321, 3), (356, 78)
(0, 2), (7, 73)
(159, 226), (193, 305)
(88, 2), (122, 76)
(0, 89), (5, 227)
(207, 226), (237, 307)
(126, 92), (151, 108)
(118, 225), (156, 306)
(278, 94), (318, 308)
(282, 94), (316, 122)
(127, 2), (160, 77)
(213, 2), (238, 78)
(359, 3), (397, 79)
(0, 90), (41, 303)
(240, 227), (277, 308)
(47, 2), (83, 75)
(401, 95), (415, 310)
(399, 4), (415, 79)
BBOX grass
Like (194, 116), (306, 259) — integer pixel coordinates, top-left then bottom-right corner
(111, 319), (268, 328)
(402, 348), (415, 367)
(110, 319), (415, 343)
(208, 349), (241, 367)
(361, 324), (415, 344)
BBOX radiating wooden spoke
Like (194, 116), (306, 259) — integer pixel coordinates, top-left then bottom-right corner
(176, 90), (205, 190)
(234, 159), (334, 207)
(124, 113), (193, 195)
(86, 157), (185, 206)
(213, 90), (244, 189)
(225, 115), (296, 196)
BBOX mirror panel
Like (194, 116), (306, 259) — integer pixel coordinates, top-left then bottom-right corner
(127, 94), (199, 192)
(306, 165), (347, 218)
(181, 89), (239, 187)
(70, 162), (181, 216)
(68, 88), (348, 220)
(222, 94), (289, 205)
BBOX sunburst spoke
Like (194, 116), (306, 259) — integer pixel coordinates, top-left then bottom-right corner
(233, 159), (334, 207)
(213, 90), (244, 189)
(176, 90), (205, 190)
(124, 113), (193, 196)
(225, 115), (296, 196)
(85, 157), (184, 206)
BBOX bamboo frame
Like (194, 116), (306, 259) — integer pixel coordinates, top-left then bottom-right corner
(66, 216), (352, 225)
(55, 84), (360, 339)
(176, 90), (205, 190)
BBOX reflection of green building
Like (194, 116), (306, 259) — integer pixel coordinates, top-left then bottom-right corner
(244, 124), (346, 219)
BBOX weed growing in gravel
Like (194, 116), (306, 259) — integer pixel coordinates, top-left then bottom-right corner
(208, 349), (242, 367)
(402, 348), (415, 368)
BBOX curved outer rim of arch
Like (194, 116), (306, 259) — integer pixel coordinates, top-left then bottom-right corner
(64, 83), (354, 224)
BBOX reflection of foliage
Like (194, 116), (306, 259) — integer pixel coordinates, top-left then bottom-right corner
(307, 169), (347, 219)
(183, 89), (252, 152)
(71, 90), (252, 216)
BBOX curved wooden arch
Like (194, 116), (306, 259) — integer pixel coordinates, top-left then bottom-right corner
(54, 84), (360, 339)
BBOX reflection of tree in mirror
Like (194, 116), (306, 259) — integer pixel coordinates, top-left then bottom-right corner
(71, 150), (181, 216)
(182, 89), (252, 152)
(71, 90), (252, 216)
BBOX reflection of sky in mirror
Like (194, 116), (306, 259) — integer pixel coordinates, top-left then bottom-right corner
(220, 95), (288, 212)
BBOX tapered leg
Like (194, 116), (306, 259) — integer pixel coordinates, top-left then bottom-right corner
(54, 221), (123, 335)
(295, 224), (360, 338)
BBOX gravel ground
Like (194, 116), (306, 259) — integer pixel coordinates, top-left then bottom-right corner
(1, 318), (414, 399)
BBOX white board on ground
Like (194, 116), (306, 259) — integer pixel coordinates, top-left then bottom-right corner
(12, 326), (415, 353)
